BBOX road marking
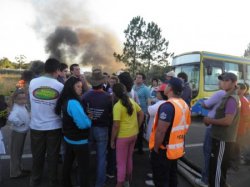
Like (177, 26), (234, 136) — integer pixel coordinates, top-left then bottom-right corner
(0, 143), (203, 160)
(0, 153), (32, 160)
(185, 143), (203, 148)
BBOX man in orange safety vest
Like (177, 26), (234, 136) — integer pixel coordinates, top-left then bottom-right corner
(149, 77), (191, 187)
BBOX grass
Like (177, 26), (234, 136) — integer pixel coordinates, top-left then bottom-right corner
(0, 73), (20, 96)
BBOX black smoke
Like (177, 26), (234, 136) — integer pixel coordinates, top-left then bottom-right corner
(46, 27), (79, 63)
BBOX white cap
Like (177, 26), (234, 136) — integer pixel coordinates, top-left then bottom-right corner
(166, 71), (175, 77)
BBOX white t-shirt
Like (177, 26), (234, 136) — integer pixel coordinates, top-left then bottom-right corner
(29, 76), (63, 130)
(8, 104), (30, 132)
(144, 100), (166, 141)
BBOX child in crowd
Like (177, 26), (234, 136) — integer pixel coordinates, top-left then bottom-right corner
(8, 89), (30, 178)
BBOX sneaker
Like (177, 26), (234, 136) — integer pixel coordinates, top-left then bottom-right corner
(106, 173), (115, 179)
(145, 180), (155, 186)
(147, 173), (153, 178)
(194, 178), (208, 187)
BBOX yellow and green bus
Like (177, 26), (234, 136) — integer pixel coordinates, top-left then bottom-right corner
(171, 51), (250, 116)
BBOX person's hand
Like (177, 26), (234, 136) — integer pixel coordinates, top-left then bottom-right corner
(88, 112), (93, 120)
(110, 140), (115, 149)
(203, 117), (210, 126)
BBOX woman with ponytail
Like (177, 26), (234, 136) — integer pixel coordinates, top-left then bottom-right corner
(111, 83), (144, 187)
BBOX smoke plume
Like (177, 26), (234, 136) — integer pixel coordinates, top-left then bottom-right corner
(31, 0), (123, 73)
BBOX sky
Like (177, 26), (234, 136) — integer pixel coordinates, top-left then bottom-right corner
(0, 0), (249, 68)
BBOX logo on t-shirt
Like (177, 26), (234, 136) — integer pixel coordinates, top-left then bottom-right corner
(33, 87), (59, 100)
(159, 112), (167, 120)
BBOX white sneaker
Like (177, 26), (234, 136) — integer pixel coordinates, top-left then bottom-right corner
(145, 180), (155, 186)
(194, 178), (208, 187)
(147, 173), (153, 178)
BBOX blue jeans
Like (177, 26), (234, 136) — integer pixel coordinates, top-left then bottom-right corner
(201, 126), (212, 184)
(89, 126), (108, 187)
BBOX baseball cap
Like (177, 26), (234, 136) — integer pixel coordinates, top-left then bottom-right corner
(155, 83), (167, 92)
(218, 72), (237, 82)
(165, 71), (175, 77)
(168, 77), (183, 93)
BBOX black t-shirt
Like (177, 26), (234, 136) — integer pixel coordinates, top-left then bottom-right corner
(82, 90), (112, 127)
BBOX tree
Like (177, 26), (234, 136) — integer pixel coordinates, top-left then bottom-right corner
(0, 58), (14, 69)
(141, 22), (171, 74)
(15, 55), (27, 69)
(114, 16), (146, 77)
(114, 16), (171, 77)
(244, 43), (250, 58)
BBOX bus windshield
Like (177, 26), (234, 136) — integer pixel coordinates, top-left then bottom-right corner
(175, 64), (199, 98)
(204, 66), (223, 91)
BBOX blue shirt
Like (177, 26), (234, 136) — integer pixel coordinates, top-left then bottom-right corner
(133, 84), (150, 113)
(64, 99), (91, 145)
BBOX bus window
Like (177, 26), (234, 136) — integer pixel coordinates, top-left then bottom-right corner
(175, 64), (199, 98)
(224, 62), (244, 82)
(204, 66), (222, 91)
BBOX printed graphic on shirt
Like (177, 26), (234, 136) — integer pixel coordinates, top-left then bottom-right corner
(88, 108), (104, 120)
(33, 87), (59, 100)
(159, 112), (167, 120)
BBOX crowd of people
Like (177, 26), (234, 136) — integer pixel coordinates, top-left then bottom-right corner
(0, 57), (249, 187)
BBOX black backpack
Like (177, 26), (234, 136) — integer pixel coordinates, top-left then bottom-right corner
(0, 95), (8, 128)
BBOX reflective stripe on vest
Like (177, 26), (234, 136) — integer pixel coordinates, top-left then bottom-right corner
(149, 98), (191, 160)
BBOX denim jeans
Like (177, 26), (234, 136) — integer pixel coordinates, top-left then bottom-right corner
(89, 126), (108, 187)
(107, 126), (116, 175)
(201, 126), (212, 184)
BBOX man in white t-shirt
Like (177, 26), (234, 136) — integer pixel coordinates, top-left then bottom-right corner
(29, 58), (63, 187)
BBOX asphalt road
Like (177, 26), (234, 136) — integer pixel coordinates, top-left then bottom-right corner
(0, 118), (249, 187)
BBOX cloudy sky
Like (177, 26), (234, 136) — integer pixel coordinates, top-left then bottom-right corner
(0, 0), (249, 66)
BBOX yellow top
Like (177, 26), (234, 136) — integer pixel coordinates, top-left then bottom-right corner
(113, 98), (141, 138)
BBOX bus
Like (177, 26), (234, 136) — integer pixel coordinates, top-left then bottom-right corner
(171, 51), (250, 116)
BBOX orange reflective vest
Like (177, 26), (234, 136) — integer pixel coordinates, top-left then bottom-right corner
(149, 98), (191, 160)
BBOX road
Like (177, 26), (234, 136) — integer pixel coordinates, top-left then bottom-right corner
(0, 118), (249, 187)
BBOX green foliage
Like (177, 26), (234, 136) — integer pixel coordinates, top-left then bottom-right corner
(114, 16), (146, 77)
(141, 22), (171, 74)
(147, 65), (172, 83)
(15, 55), (27, 69)
(114, 16), (172, 77)
(244, 43), (250, 58)
(0, 58), (15, 69)
(0, 56), (30, 70)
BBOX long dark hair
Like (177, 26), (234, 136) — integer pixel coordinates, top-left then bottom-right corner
(118, 72), (134, 92)
(113, 83), (133, 116)
(55, 76), (82, 115)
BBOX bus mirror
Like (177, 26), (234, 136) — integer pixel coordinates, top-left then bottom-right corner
(207, 66), (212, 75)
